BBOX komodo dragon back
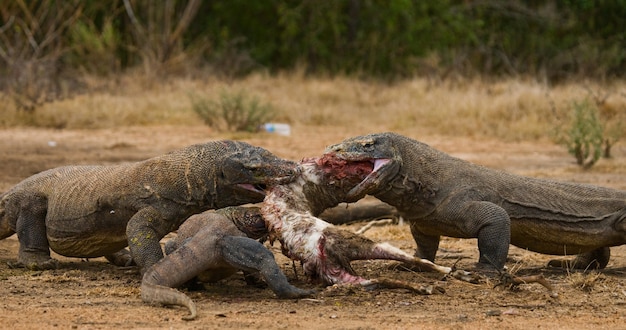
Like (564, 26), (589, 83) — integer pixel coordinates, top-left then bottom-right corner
(46, 141), (296, 220)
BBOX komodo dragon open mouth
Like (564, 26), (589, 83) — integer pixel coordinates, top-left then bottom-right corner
(319, 152), (395, 202)
(236, 170), (299, 196)
(237, 183), (269, 195)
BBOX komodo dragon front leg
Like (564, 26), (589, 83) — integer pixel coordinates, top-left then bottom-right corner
(411, 194), (512, 270)
(125, 205), (188, 272)
(141, 207), (313, 320)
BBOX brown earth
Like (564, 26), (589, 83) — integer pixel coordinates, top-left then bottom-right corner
(1, 125), (625, 329)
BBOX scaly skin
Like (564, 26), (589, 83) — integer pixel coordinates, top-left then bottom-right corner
(0, 141), (298, 272)
(142, 207), (313, 320)
(325, 132), (626, 270)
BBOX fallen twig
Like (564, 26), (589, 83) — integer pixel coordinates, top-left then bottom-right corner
(355, 219), (394, 235)
(364, 277), (446, 295)
(495, 273), (558, 298)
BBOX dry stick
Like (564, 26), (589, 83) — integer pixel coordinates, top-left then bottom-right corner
(496, 273), (558, 298)
(355, 219), (394, 235)
(485, 255), (557, 297)
(367, 277), (445, 295)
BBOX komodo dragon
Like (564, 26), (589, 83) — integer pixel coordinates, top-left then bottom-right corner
(0, 141), (298, 272)
(324, 132), (626, 271)
(141, 206), (314, 320)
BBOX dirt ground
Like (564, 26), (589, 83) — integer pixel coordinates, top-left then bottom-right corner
(1, 125), (625, 329)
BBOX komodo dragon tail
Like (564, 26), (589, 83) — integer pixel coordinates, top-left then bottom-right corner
(141, 282), (197, 321)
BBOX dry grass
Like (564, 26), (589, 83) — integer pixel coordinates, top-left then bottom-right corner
(1, 73), (624, 142)
(566, 271), (605, 293)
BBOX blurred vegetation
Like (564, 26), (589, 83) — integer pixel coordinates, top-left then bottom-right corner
(551, 84), (626, 168)
(0, 0), (624, 144)
(1, 1), (624, 84)
(557, 99), (604, 169)
(190, 89), (275, 132)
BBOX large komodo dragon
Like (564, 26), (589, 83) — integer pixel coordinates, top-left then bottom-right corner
(325, 132), (626, 271)
(142, 206), (313, 320)
(0, 141), (298, 272)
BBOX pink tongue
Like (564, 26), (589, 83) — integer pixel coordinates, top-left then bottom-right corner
(373, 159), (389, 172)
(238, 183), (260, 192)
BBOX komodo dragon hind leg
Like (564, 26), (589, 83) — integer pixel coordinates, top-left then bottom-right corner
(547, 247), (610, 270)
(105, 249), (136, 267)
(217, 236), (315, 299)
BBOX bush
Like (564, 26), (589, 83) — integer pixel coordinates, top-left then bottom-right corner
(559, 99), (604, 169)
(190, 90), (275, 133)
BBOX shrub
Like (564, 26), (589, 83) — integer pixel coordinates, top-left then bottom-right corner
(558, 99), (604, 169)
(190, 90), (275, 132)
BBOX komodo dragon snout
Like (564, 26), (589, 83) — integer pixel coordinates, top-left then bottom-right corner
(325, 135), (401, 202)
(219, 148), (299, 200)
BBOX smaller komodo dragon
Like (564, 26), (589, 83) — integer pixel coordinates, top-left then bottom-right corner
(141, 206), (314, 320)
(0, 141), (298, 272)
(324, 132), (626, 271)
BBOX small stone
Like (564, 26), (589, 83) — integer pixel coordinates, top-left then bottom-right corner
(485, 310), (501, 317)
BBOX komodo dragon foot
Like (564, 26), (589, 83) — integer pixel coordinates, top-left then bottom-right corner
(8, 253), (59, 270)
(105, 249), (136, 267)
(547, 247), (610, 270)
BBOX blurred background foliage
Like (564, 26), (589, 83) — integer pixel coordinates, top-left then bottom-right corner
(0, 0), (624, 108)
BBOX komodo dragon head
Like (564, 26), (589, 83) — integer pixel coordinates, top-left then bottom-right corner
(219, 206), (268, 240)
(215, 142), (299, 205)
(324, 132), (401, 202)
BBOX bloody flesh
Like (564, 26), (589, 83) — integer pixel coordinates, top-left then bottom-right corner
(304, 153), (373, 183)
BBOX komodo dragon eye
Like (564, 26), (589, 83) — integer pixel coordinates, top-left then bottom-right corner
(359, 140), (375, 149)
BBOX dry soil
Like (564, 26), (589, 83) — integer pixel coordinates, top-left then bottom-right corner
(1, 125), (625, 329)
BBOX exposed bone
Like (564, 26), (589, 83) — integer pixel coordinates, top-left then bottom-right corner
(355, 219), (394, 235)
